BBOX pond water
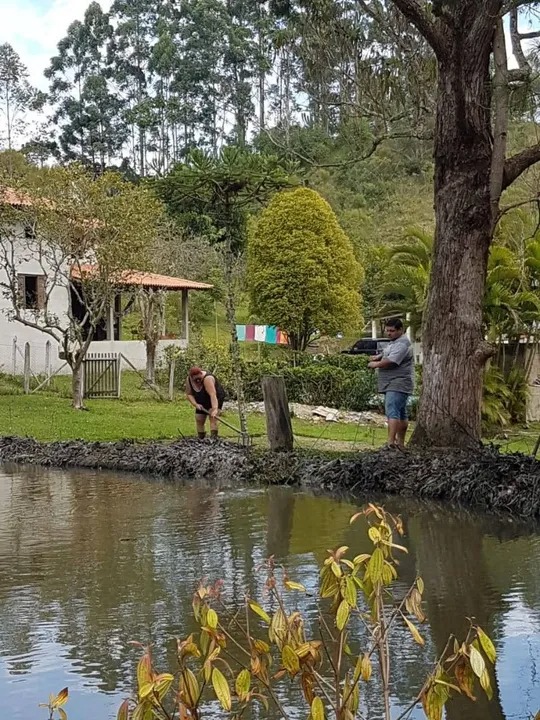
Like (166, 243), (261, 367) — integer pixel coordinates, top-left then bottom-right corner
(0, 464), (539, 720)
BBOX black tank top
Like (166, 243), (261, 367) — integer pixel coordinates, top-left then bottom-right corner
(189, 373), (225, 407)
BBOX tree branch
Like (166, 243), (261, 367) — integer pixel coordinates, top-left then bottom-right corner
(503, 144), (540, 189)
(391, 0), (446, 58)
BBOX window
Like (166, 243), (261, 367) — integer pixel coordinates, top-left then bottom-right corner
(17, 274), (45, 311)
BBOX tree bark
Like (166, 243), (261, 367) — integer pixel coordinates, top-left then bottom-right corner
(410, 4), (499, 448)
(71, 360), (85, 410)
(145, 340), (157, 385)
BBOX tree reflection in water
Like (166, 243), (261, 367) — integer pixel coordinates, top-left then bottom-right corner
(0, 467), (538, 719)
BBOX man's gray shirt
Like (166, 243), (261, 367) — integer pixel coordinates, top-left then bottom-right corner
(377, 335), (415, 394)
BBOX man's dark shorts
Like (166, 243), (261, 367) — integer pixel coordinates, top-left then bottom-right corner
(384, 391), (409, 421)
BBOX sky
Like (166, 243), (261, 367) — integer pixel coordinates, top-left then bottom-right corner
(1, 0), (112, 90)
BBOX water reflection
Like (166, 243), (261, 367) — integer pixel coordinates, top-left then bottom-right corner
(0, 466), (539, 719)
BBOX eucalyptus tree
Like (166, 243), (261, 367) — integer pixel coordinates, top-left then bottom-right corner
(45, 2), (126, 172)
(0, 44), (44, 151)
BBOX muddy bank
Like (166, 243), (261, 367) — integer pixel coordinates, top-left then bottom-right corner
(1, 436), (540, 518)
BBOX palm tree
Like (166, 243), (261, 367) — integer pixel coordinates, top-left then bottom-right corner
(381, 227), (432, 337)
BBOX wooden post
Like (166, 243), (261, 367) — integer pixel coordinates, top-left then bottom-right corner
(23, 342), (31, 394)
(181, 289), (189, 343)
(168, 356), (176, 401)
(45, 340), (51, 387)
(262, 375), (293, 451)
(12, 337), (17, 375)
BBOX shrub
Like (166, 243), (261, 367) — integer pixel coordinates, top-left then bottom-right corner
(102, 504), (496, 720)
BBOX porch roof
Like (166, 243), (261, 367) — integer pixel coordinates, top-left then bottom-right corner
(70, 265), (213, 291)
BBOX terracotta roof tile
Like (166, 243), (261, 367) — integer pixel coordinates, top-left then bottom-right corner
(71, 265), (213, 290)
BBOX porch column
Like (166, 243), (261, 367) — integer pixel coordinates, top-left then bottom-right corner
(181, 289), (189, 343)
(371, 320), (378, 339)
(114, 293), (122, 341)
(106, 301), (114, 340)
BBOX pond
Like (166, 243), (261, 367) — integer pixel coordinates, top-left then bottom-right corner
(0, 464), (539, 720)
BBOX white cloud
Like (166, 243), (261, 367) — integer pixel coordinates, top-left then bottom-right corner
(0, 0), (112, 90)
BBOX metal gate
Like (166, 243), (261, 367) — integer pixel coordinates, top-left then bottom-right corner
(83, 353), (121, 398)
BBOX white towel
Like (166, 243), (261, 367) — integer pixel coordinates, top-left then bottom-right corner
(254, 325), (267, 342)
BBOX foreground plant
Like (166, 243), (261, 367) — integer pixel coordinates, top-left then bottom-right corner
(114, 504), (498, 720)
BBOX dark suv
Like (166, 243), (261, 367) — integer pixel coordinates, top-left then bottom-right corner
(341, 338), (390, 356)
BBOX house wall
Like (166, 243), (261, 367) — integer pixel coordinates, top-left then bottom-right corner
(0, 226), (71, 375)
(0, 225), (189, 378)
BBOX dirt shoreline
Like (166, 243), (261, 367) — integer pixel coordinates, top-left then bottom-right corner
(1, 436), (540, 518)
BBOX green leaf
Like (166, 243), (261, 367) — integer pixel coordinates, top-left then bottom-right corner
(469, 645), (486, 679)
(344, 576), (358, 607)
(235, 669), (251, 700)
(477, 627), (496, 664)
(403, 616), (424, 646)
(480, 669), (493, 701)
(282, 644), (300, 674)
(311, 696), (325, 720)
(212, 667), (232, 711)
(336, 599), (350, 631)
(284, 580), (307, 592)
(207, 608), (218, 629)
(367, 548), (384, 583)
(248, 600), (271, 624)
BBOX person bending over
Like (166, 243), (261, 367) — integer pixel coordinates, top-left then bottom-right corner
(368, 318), (415, 448)
(185, 366), (225, 439)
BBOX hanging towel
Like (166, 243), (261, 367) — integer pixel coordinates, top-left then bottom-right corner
(245, 324), (255, 341)
(254, 325), (267, 342)
(236, 325), (246, 341)
(277, 330), (289, 345)
(266, 326), (278, 344)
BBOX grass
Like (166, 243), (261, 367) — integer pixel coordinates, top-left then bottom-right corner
(0, 370), (537, 454)
(0, 371), (387, 448)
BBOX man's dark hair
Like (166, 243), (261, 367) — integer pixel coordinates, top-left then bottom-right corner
(384, 317), (403, 330)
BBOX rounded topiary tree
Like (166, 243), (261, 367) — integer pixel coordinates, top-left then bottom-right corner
(247, 187), (363, 351)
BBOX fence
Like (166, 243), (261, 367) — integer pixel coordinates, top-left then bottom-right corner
(83, 353), (121, 399)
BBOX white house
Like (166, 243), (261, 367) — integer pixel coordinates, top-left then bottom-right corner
(0, 188), (213, 376)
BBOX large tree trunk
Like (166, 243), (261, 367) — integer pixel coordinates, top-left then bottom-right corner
(411, 16), (496, 448)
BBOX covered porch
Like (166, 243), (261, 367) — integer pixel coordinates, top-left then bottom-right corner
(70, 267), (213, 370)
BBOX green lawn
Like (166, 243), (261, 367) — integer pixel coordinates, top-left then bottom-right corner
(0, 371), (387, 447)
(0, 370), (536, 454)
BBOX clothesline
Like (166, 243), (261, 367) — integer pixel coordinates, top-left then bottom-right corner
(235, 325), (288, 345)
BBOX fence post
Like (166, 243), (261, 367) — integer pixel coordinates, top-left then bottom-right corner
(23, 343), (31, 394)
(168, 356), (176, 401)
(262, 375), (293, 451)
(12, 337), (17, 376)
(45, 341), (51, 387)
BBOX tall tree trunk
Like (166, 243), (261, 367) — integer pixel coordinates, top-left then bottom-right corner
(223, 245), (248, 439)
(411, 21), (495, 448)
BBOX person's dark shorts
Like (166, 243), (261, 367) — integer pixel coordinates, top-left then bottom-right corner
(384, 391), (409, 421)
(195, 398), (224, 415)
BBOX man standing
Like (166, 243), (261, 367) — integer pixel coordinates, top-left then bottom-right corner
(368, 318), (415, 448)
